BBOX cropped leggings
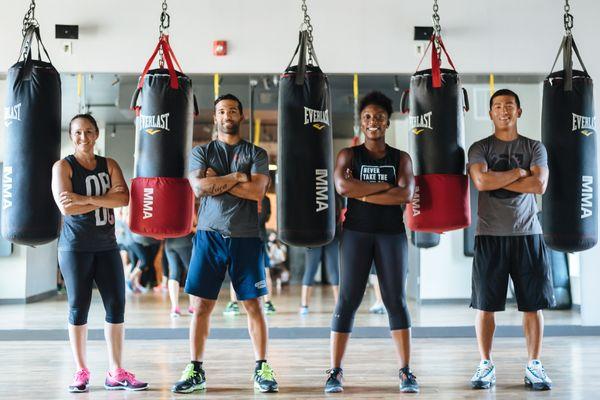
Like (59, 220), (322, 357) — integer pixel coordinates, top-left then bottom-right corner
(302, 237), (340, 286)
(59, 249), (125, 326)
(332, 229), (410, 333)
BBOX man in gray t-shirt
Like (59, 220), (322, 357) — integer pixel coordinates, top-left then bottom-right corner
(172, 94), (278, 394)
(467, 89), (555, 391)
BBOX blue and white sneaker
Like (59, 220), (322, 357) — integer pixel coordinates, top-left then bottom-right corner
(525, 360), (552, 390)
(471, 360), (496, 389)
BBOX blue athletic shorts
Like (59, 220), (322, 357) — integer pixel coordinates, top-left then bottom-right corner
(185, 230), (268, 301)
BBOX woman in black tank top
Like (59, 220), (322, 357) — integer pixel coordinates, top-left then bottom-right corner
(51, 114), (147, 392)
(325, 92), (420, 393)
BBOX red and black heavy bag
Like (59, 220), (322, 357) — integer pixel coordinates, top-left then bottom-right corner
(129, 35), (197, 239)
(542, 35), (597, 252)
(277, 31), (335, 246)
(401, 35), (470, 233)
(2, 26), (61, 245)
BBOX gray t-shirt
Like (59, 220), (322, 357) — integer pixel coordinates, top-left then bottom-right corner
(189, 139), (269, 237)
(468, 134), (548, 236)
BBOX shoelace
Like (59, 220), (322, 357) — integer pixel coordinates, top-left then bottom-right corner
(326, 368), (343, 380)
(475, 364), (492, 378)
(256, 364), (275, 381)
(180, 364), (197, 381)
(74, 369), (89, 383)
(115, 369), (136, 383)
(530, 365), (547, 380)
(400, 369), (417, 385)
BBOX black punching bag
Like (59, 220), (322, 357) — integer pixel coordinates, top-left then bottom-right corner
(277, 31), (334, 246)
(542, 35), (597, 252)
(402, 35), (470, 233)
(2, 26), (61, 245)
(129, 35), (196, 239)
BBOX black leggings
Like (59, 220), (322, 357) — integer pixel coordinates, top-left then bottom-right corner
(58, 249), (125, 326)
(332, 229), (410, 333)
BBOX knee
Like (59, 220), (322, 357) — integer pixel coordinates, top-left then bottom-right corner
(302, 276), (314, 286)
(192, 298), (215, 318)
(331, 299), (360, 333)
(479, 310), (495, 319)
(242, 299), (263, 317)
(69, 307), (89, 326)
(104, 299), (125, 324)
(169, 268), (181, 282)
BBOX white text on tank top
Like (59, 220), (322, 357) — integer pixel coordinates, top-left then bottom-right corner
(84, 172), (114, 226)
(359, 165), (396, 183)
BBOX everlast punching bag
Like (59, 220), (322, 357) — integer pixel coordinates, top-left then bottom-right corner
(277, 31), (335, 246)
(129, 35), (196, 239)
(2, 26), (61, 245)
(402, 35), (470, 233)
(542, 34), (597, 252)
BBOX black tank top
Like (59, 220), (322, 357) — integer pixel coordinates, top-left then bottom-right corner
(58, 155), (118, 252)
(343, 144), (405, 234)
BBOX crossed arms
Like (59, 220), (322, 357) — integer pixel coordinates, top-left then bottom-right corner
(334, 148), (415, 206)
(468, 163), (548, 195)
(51, 158), (129, 216)
(188, 167), (269, 205)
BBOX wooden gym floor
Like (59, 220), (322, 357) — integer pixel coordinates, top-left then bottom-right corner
(0, 285), (597, 399)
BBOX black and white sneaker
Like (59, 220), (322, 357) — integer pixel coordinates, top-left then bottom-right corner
(253, 362), (278, 392)
(399, 367), (419, 393)
(324, 367), (344, 393)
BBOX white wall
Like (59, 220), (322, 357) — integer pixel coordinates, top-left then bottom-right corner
(0, 1), (598, 76)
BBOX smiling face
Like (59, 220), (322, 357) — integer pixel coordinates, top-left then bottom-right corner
(360, 104), (390, 141)
(489, 94), (522, 130)
(214, 99), (244, 136)
(69, 117), (99, 153)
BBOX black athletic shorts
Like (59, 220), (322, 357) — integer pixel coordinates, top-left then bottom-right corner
(471, 234), (555, 312)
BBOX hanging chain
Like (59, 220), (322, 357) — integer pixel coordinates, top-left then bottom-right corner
(432, 0), (441, 36)
(158, 0), (170, 68)
(301, 0), (315, 64)
(563, 0), (573, 35)
(432, 0), (442, 61)
(21, 0), (38, 36)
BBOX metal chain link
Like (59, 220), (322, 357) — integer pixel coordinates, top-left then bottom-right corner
(301, 0), (315, 64)
(432, 0), (442, 61)
(21, 0), (38, 36)
(563, 0), (573, 35)
(432, 0), (441, 36)
(158, 0), (170, 68)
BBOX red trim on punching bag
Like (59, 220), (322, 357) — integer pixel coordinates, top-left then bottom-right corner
(431, 39), (442, 88)
(417, 34), (458, 89)
(128, 177), (195, 239)
(405, 174), (470, 233)
(136, 35), (185, 91)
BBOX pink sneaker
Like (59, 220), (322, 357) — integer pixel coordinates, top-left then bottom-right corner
(104, 368), (148, 391)
(188, 306), (195, 314)
(68, 368), (90, 393)
(170, 307), (181, 318)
